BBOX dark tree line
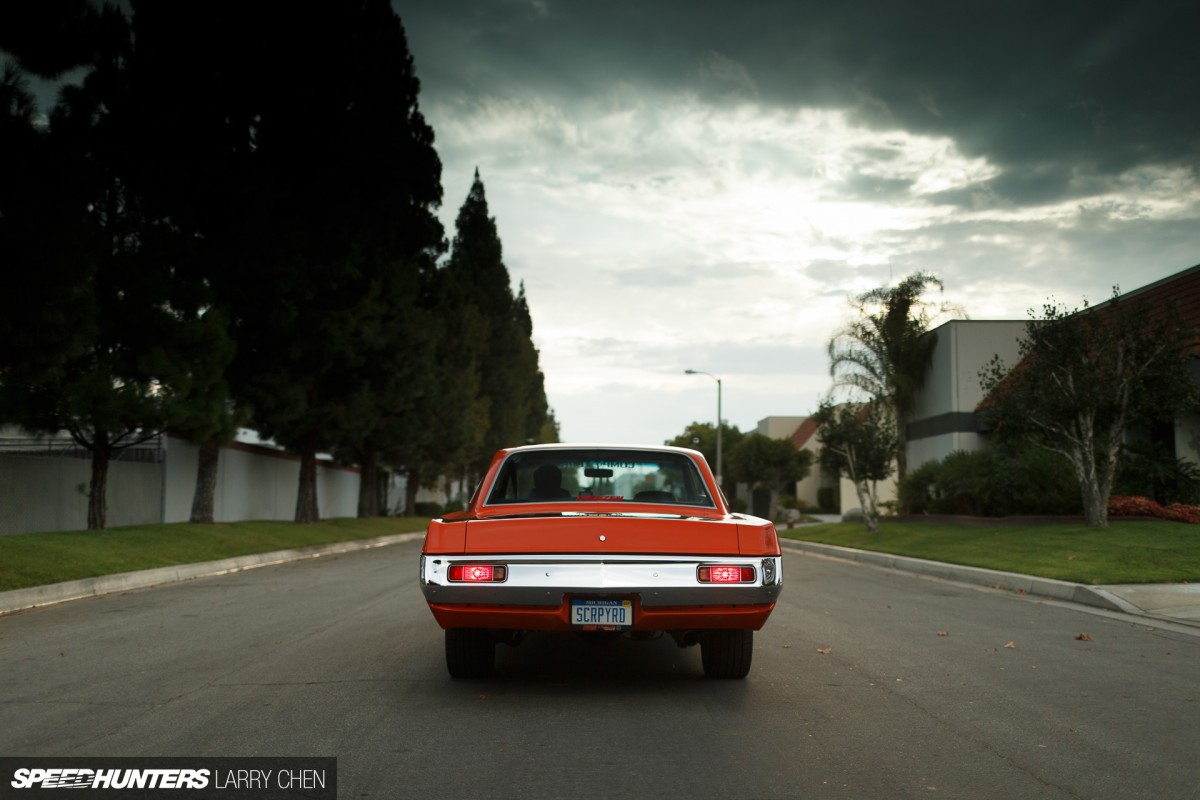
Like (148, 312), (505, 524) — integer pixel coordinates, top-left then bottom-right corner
(0, 1), (554, 528)
(665, 422), (812, 520)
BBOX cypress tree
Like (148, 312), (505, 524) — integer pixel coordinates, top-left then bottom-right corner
(440, 171), (553, 478)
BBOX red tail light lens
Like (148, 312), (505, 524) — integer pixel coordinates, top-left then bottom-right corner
(447, 564), (508, 582)
(698, 565), (756, 583)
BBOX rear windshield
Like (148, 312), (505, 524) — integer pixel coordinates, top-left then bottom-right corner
(485, 449), (715, 508)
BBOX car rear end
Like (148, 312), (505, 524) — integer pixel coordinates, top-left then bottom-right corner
(418, 445), (783, 679)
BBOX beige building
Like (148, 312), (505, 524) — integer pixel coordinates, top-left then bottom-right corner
(754, 415), (838, 512)
(905, 320), (1026, 471)
(765, 264), (1200, 518)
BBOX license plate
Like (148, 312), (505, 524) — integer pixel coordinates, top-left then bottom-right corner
(571, 599), (633, 628)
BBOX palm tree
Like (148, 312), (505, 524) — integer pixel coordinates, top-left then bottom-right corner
(827, 272), (960, 480)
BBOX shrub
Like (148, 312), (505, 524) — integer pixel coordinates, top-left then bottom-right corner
(1114, 442), (1200, 505)
(898, 461), (938, 514)
(1165, 503), (1200, 524)
(898, 444), (1079, 516)
(413, 501), (443, 517)
(1109, 495), (1200, 524)
(817, 486), (839, 513)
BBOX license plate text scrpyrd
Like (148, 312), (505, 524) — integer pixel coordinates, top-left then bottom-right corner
(571, 599), (632, 627)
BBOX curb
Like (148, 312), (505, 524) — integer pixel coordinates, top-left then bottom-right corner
(780, 539), (1145, 615)
(1, 533), (1180, 626)
(0, 532), (424, 616)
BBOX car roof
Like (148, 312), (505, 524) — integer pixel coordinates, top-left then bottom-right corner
(499, 443), (704, 457)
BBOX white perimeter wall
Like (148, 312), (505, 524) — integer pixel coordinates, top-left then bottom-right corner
(0, 456), (163, 534)
(162, 437), (359, 523)
(1, 435), (360, 535)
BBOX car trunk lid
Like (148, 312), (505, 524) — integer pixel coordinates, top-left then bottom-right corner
(462, 513), (740, 555)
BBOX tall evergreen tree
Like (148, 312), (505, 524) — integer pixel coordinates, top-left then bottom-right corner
(125, 1), (295, 523)
(0, 5), (201, 529)
(440, 171), (551, 478)
(240, 1), (444, 524)
(128, 0), (445, 524)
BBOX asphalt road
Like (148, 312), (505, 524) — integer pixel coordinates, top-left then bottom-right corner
(1, 541), (1197, 799)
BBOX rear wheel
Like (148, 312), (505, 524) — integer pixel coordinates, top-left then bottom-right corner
(445, 628), (495, 678)
(700, 629), (753, 679)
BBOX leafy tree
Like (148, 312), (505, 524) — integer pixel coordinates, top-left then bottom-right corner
(828, 271), (960, 480)
(665, 421), (744, 495)
(980, 290), (1197, 527)
(724, 433), (813, 521)
(813, 400), (897, 532)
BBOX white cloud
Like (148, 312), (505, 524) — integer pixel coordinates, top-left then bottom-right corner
(425, 89), (1200, 443)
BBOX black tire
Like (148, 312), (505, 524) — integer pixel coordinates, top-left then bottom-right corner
(445, 628), (495, 679)
(700, 629), (753, 679)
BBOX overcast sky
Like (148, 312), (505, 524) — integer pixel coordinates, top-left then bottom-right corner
(6, 3), (1199, 446)
(395, 0), (1200, 445)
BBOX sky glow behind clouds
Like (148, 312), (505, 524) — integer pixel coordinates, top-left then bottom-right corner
(398, 0), (1200, 444)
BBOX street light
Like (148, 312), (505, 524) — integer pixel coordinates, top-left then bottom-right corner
(684, 369), (722, 488)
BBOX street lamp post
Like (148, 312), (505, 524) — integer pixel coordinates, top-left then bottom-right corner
(684, 369), (722, 488)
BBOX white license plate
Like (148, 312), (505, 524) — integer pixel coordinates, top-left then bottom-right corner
(571, 599), (633, 628)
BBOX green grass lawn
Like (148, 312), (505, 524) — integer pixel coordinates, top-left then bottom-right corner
(4, 517), (1196, 594)
(781, 520), (1200, 585)
(0, 517), (429, 593)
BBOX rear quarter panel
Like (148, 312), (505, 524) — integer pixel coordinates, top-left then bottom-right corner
(734, 514), (782, 556)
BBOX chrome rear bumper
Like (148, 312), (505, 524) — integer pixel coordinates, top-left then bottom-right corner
(420, 553), (782, 607)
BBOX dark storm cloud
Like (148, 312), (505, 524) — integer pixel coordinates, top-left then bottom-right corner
(391, 0), (1199, 440)
(400, 0), (1199, 204)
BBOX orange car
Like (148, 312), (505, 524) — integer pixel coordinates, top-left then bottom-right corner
(419, 444), (782, 679)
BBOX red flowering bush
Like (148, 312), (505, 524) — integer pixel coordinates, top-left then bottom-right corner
(1108, 495), (1200, 523)
(1163, 503), (1200, 524)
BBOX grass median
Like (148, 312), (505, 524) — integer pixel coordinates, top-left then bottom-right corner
(5, 517), (1196, 594)
(0, 517), (430, 593)
(781, 519), (1200, 585)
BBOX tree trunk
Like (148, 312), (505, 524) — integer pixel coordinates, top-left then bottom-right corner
(189, 438), (220, 524)
(1080, 477), (1108, 527)
(295, 445), (320, 524)
(357, 445), (379, 518)
(405, 467), (420, 517)
(88, 445), (111, 531)
(894, 413), (908, 481)
(1068, 430), (1109, 528)
(853, 480), (878, 533)
(845, 446), (879, 533)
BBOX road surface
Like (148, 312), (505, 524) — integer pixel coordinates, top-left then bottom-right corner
(2, 540), (1197, 798)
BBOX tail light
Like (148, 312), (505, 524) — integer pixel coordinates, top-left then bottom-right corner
(447, 564), (508, 583)
(697, 565), (756, 584)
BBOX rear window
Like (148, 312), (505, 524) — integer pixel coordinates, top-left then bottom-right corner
(485, 449), (715, 508)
